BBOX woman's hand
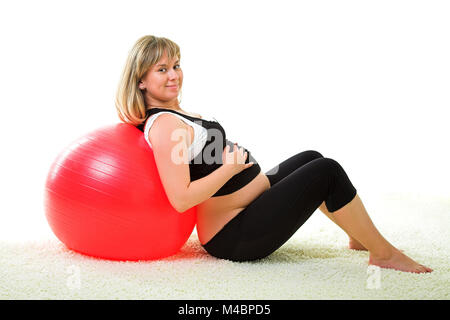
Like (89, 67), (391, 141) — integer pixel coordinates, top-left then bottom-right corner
(222, 143), (254, 176)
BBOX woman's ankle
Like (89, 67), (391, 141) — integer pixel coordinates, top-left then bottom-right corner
(369, 243), (396, 260)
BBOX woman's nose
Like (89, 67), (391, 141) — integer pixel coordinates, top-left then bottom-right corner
(168, 69), (179, 80)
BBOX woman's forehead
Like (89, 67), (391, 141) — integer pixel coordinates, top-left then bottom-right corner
(156, 51), (179, 65)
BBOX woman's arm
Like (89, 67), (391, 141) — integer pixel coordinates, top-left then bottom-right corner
(181, 144), (253, 212)
(150, 113), (235, 213)
(180, 165), (235, 212)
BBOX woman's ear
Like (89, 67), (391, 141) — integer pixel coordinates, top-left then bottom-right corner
(138, 81), (145, 90)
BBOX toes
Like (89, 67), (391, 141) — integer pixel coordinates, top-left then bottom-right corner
(417, 265), (433, 273)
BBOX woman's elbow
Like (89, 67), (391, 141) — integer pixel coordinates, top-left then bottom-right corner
(175, 204), (187, 213)
(168, 186), (191, 213)
(170, 199), (185, 213)
(176, 201), (195, 213)
(171, 187), (191, 213)
(169, 197), (189, 213)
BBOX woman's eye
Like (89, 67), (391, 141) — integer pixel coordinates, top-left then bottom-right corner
(159, 64), (181, 72)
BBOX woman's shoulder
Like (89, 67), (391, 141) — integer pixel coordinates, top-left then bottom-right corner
(149, 107), (202, 119)
(185, 111), (202, 119)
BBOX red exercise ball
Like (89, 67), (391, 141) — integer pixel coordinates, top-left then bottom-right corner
(44, 123), (196, 261)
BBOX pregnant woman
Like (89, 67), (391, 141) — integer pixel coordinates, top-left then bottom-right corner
(115, 35), (432, 273)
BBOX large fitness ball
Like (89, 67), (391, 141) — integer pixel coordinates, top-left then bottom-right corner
(44, 123), (196, 261)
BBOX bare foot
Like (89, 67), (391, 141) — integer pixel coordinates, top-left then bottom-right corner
(369, 248), (433, 273)
(348, 238), (367, 251)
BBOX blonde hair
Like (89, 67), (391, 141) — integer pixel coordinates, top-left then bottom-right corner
(115, 35), (181, 126)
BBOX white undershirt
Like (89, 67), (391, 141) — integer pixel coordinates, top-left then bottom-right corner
(143, 112), (209, 161)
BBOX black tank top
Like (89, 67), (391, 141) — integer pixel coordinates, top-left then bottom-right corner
(137, 108), (261, 197)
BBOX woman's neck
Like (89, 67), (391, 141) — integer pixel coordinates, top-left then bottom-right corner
(148, 104), (182, 112)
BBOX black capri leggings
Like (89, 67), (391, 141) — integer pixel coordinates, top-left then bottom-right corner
(201, 150), (357, 262)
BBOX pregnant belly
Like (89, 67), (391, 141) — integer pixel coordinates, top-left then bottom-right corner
(196, 172), (271, 245)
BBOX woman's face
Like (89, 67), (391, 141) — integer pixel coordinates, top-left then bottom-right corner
(139, 51), (183, 107)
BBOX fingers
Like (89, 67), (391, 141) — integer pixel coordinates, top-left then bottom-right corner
(228, 143), (254, 167)
(234, 142), (244, 153)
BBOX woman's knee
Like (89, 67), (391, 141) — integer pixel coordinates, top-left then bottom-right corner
(303, 150), (324, 160)
(319, 157), (357, 211)
(313, 157), (349, 179)
(323, 157), (353, 177)
(315, 157), (340, 171)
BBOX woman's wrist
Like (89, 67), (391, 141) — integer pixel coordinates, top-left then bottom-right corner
(219, 163), (238, 178)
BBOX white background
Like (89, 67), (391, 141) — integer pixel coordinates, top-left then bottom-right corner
(0, 0), (449, 241)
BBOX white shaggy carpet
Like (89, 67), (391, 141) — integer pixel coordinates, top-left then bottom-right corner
(1, 192), (449, 300)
